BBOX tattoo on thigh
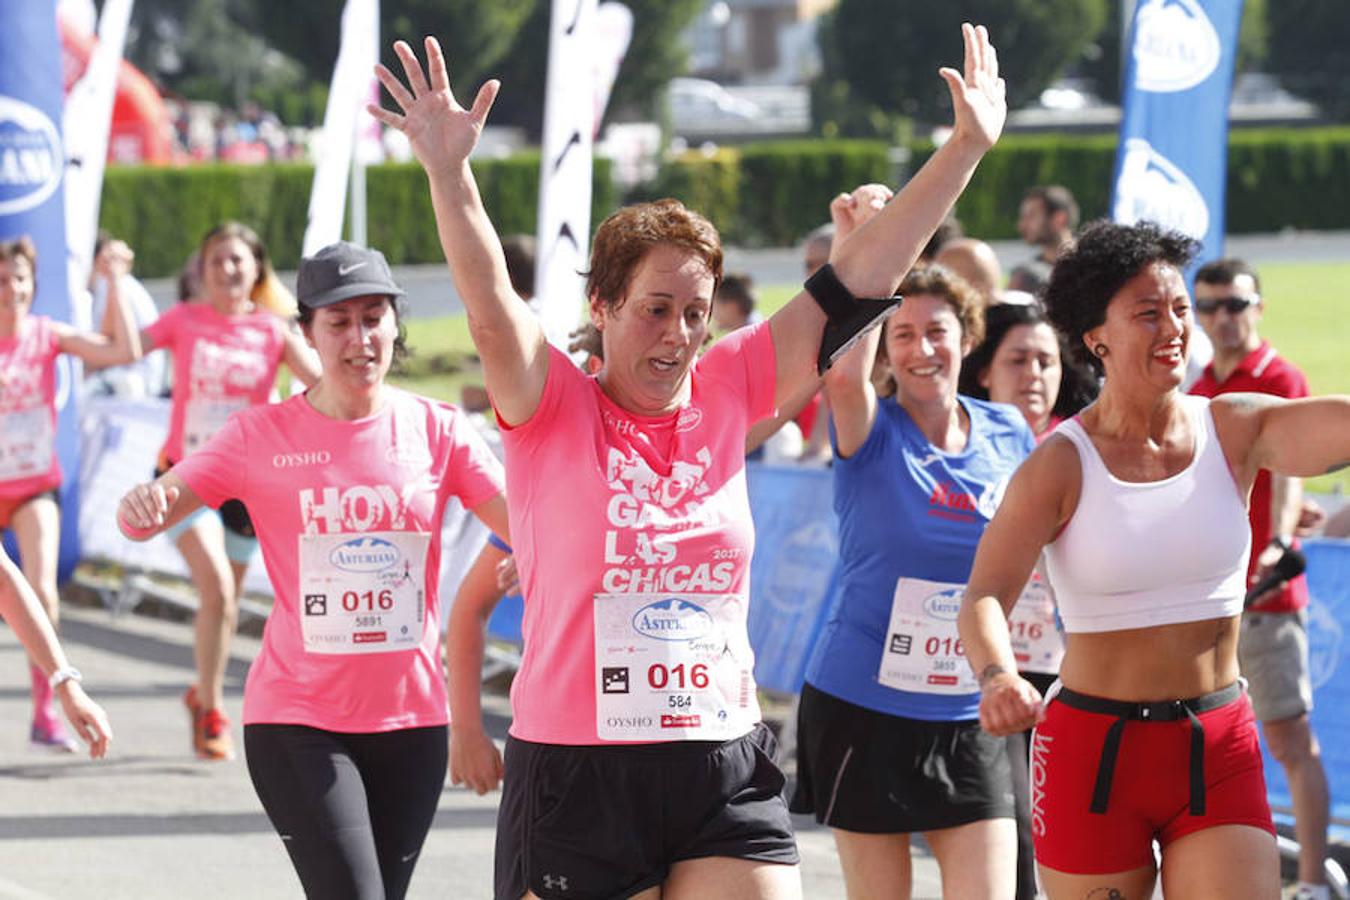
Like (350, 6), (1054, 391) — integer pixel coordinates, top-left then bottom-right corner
(1083, 889), (1125, 900)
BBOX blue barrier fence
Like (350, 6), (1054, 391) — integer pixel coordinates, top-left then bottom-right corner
(1262, 539), (1350, 838)
(480, 459), (1350, 835)
(740, 463), (1350, 837)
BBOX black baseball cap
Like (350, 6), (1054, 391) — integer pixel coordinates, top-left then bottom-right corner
(297, 241), (405, 309)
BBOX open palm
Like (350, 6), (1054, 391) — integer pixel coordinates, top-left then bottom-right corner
(368, 37), (500, 179)
(938, 24), (1007, 151)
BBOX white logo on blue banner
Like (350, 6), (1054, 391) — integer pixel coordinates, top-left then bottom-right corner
(763, 520), (838, 614)
(1132, 0), (1222, 93)
(0, 95), (63, 215)
(1113, 138), (1210, 239)
(1308, 600), (1344, 690)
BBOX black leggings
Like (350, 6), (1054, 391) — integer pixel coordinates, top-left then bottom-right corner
(245, 724), (448, 900)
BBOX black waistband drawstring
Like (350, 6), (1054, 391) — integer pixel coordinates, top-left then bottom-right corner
(1055, 683), (1240, 818)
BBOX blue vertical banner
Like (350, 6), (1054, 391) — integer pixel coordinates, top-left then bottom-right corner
(1, 1), (81, 577)
(1112, 0), (1243, 270)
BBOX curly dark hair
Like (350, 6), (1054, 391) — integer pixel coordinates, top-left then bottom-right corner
(1042, 220), (1198, 375)
(959, 301), (1099, 420)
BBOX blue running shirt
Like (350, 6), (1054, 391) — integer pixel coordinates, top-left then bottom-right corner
(805, 396), (1035, 720)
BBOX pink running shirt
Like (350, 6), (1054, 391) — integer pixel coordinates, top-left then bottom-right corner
(174, 389), (505, 732)
(145, 303), (287, 463)
(0, 316), (62, 500)
(501, 322), (777, 745)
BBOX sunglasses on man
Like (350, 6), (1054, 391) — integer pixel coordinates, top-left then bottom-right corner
(1194, 296), (1257, 315)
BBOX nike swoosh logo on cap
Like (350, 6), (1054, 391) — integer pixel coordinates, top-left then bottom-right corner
(338, 262), (368, 276)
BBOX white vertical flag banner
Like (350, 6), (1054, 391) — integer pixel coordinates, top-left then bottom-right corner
(535, 0), (597, 349)
(592, 3), (634, 138)
(303, 0), (379, 257)
(61, 0), (134, 294)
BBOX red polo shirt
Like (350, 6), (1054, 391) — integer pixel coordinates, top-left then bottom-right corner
(1190, 342), (1310, 613)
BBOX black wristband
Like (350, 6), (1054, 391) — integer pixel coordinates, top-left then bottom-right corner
(804, 264), (902, 375)
(804, 263), (858, 319)
(1269, 535), (1291, 552)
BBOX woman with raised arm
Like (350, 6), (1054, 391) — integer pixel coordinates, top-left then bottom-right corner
(371, 22), (1005, 900)
(790, 188), (1034, 896)
(1, 236), (140, 752)
(957, 219), (1350, 899)
(117, 222), (322, 761)
(118, 242), (509, 899)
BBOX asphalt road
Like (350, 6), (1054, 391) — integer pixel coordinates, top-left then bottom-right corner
(0, 599), (943, 900)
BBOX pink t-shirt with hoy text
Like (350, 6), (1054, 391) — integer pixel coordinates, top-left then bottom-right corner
(175, 389), (505, 732)
(145, 303), (287, 463)
(0, 316), (62, 499)
(501, 323), (778, 745)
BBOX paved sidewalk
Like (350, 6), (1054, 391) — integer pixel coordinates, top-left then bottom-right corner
(0, 601), (943, 899)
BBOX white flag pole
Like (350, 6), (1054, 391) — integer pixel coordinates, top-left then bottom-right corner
(304, 0), (379, 256)
(348, 0), (382, 248)
(534, 0), (633, 349)
(62, 0), (135, 297)
(535, 0), (598, 350)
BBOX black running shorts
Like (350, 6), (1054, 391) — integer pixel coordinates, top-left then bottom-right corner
(494, 722), (799, 900)
(791, 681), (1014, 834)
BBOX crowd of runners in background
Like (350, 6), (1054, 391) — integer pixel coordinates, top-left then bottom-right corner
(2, 20), (1348, 900)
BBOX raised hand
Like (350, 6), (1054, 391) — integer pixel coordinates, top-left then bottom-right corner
(368, 37), (500, 179)
(938, 23), (1007, 152)
(828, 183), (894, 253)
(94, 240), (134, 281)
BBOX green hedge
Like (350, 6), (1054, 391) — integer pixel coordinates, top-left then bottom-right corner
(914, 126), (1350, 239)
(737, 140), (891, 245)
(100, 155), (614, 278)
(914, 133), (1119, 240)
(99, 128), (1350, 277)
(1227, 128), (1350, 233)
(636, 140), (890, 245)
(636, 148), (743, 242)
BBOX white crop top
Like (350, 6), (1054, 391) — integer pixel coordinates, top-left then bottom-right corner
(1043, 395), (1250, 633)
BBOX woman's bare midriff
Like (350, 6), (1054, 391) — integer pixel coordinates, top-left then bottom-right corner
(1058, 615), (1240, 701)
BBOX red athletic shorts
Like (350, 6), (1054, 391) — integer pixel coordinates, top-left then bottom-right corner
(1029, 685), (1274, 874)
(0, 486), (59, 532)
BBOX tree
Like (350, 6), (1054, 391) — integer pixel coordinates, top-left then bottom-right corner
(237, 0), (536, 103)
(124, 0), (309, 111)
(490, 0), (706, 140)
(819, 0), (1109, 127)
(1266, 0), (1350, 121)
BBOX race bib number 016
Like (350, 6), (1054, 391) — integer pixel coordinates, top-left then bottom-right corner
(1008, 574), (1064, 675)
(0, 406), (54, 482)
(878, 577), (979, 695)
(594, 592), (758, 742)
(297, 531), (429, 655)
